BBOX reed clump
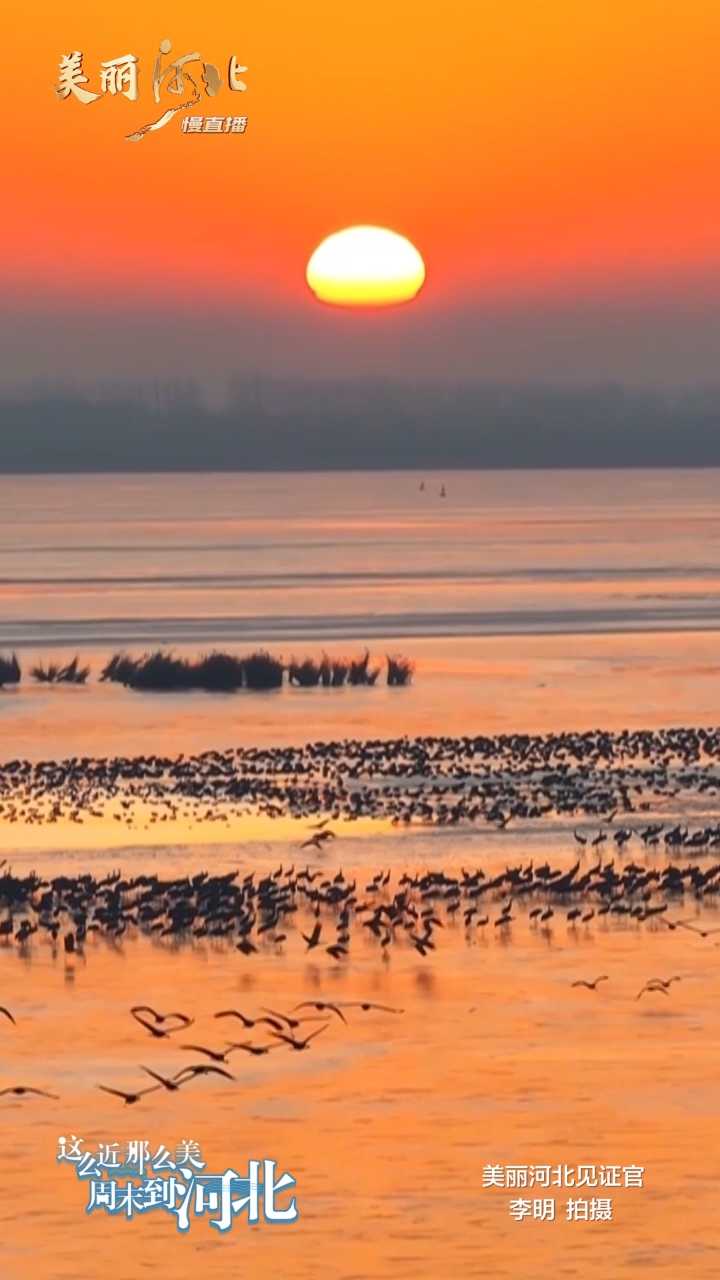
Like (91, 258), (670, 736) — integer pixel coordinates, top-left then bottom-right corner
(386, 654), (415, 686)
(100, 653), (139, 685)
(31, 656), (90, 684)
(329, 657), (349, 686)
(90, 648), (416, 691)
(241, 650), (284, 690)
(288, 657), (322, 688)
(125, 651), (193, 691)
(348, 650), (381, 686)
(99, 649), (283, 692)
(0, 653), (21, 687)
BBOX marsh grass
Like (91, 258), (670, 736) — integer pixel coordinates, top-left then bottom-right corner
(90, 648), (415, 691)
(99, 649), (282, 692)
(0, 653), (21, 687)
(288, 657), (322, 688)
(330, 658), (349, 686)
(31, 656), (90, 685)
(386, 654), (415, 686)
(348, 650), (381, 686)
(241, 651), (284, 690)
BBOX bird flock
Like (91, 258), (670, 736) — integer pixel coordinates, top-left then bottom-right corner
(2, 846), (718, 1103)
(3, 723), (720, 1104)
(0, 725), (719, 834)
(0, 999), (403, 1105)
(2, 840), (720, 964)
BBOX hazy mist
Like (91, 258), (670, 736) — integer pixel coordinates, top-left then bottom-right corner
(1, 380), (718, 471)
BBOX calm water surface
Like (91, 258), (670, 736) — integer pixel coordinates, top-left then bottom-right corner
(1, 468), (720, 645)
(2, 469), (720, 1277)
(0, 468), (719, 758)
(3, 840), (720, 1280)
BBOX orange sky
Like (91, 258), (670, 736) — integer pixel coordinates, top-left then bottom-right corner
(6, 1), (720, 311)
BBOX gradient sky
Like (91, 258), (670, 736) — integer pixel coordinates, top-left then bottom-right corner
(4, 2), (720, 389)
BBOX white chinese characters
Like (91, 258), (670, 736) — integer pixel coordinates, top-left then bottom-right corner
(181, 116), (248, 135)
(58, 1135), (298, 1232)
(483, 1162), (645, 1226)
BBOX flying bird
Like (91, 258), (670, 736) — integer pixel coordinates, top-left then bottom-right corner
(130, 1006), (193, 1025)
(172, 1065), (235, 1083)
(130, 1007), (193, 1038)
(140, 1066), (184, 1092)
(290, 1000), (348, 1024)
(269, 1023), (330, 1051)
(571, 976), (609, 991)
(302, 922), (322, 951)
(301, 834), (329, 851)
(0, 1085), (59, 1100)
(326, 944), (348, 959)
(336, 1002), (404, 1014)
(636, 983), (669, 1000)
(227, 1041), (280, 1057)
(214, 1009), (256, 1027)
(260, 1007), (326, 1030)
(97, 1084), (161, 1105)
(179, 1044), (231, 1064)
(214, 1010), (284, 1031)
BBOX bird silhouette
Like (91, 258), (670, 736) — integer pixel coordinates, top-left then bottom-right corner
(336, 1002), (404, 1014)
(270, 1023), (329, 1051)
(173, 1065), (235, 1084)
(0, 1085), (58, 1100)
(227, 1041), (280, 1056)
(140, 1066), (183, 1092)
(290, 1000), (348, 1024)
(571, 976), (609, 991)
(636, 976), (683, 999)
(302, 922), (322, 950)
(97, 1084), (161, 1105)
(130, 1007), (193, 1038)
(214, 1010), (284, 1031)
(179, 1043), (231, 1064)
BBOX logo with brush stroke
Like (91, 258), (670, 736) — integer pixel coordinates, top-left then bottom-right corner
(55, 38), (249, 141)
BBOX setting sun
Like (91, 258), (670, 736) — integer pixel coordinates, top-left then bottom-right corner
(305, 225), (426, 307)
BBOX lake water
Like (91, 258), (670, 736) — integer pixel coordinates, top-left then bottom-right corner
(4, 839), (720, 1280)
(3, 469), (720, 1278)
(0, 468), (719, 759)
(2, 468), (720, 646)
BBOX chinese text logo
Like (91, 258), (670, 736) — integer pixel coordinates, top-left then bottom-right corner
(58, 1135), (298, 1232)
(56, 38), (249, 141)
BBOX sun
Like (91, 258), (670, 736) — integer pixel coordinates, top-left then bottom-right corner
(306, 225), (426, 308)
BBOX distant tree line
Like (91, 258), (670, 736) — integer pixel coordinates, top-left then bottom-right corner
(1, 382), (719, 470)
